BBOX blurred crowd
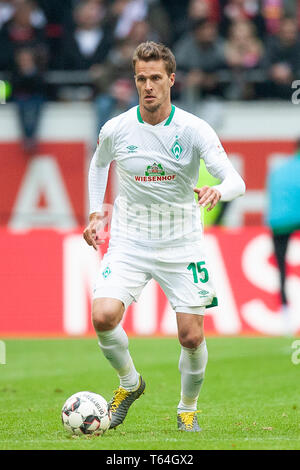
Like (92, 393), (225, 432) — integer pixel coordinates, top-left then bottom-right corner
(1, 0), (300, 150)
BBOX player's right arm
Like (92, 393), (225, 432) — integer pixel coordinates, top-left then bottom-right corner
(83, 123), (114, 249)
(83, 211), (104, 250)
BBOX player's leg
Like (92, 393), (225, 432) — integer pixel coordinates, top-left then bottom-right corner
(272, 232), (290, 306)
(152, 240), (214, 431)
(92, 245), (151, 428)
(272, 231), (294, 334)
(176, 312), (207, 432)
(92, 297), (140, 391)
(92, 297), (145, 429)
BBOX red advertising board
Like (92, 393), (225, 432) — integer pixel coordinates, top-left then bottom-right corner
(0, 142), (86, 227)
(0, 138), (299, 336)
(1, 228), (299, 337)
(0, 140), (296, 229)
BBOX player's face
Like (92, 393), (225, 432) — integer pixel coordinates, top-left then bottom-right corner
(134, 59), (175, 113)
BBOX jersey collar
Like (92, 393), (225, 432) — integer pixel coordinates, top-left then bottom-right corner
(137, 104), (175, 126)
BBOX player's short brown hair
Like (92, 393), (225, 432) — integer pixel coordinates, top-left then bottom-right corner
(132, 41), (176, 76)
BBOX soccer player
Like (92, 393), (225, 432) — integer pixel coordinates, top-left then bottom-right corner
(83, 41), (245, 432)
(266, 138), (300, 335)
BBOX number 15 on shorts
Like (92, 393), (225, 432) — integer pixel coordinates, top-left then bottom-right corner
(187, 261), (209, 283)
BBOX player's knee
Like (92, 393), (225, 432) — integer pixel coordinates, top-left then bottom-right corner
(178, 331), (204, 349)
(92, 299), (123, 331)
(92, 309), (119, 331)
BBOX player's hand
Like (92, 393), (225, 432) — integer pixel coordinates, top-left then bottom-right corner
(83, 213), (105, 250)
(194, 186), (221, 212)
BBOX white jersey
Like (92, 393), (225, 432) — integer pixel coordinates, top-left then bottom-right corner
(89, 105), (245, 246)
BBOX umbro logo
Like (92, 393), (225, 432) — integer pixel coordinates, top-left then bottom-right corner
(198, 290), (209, 297)
(126, 145), (138, 153)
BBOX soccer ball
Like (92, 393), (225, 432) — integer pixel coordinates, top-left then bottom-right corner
(61, 391), (111, 436)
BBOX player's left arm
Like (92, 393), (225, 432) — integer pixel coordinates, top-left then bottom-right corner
(194, 122), (245, 211)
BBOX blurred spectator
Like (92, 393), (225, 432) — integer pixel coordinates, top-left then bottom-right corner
(264, 17), (300, 99)
(104, 0), (171, 44)
(160, 0), (220, 43)
(106, 0), (147, 40)
(177, 0), (222, 43)
(262, 0), (299, 35)
(266, 139), (300, 334)
(0, 0), (299, 104)
(146, 0), (172, 46)
(11, 47), (46, 154)
(262, 0), (284, 35)
(0, 0), (48, 70)
(174, 19), (225, 103)
(36, 0), (75, 68)
(160, 0), (189, 41)
(0, 0), (47, 30)
(0, 0), (15, 30)
(24, 0), (46, 28)
(224, 19), (264, 99)
(225, 20), (264, 69)
(220, 0), (266, 39)
(59, 0), (112, 70)
(127, 19), (154, 44)
(36, 0), (73, 26)
(127, 16), (171, 46)
(187, 0), (221, 28)
(91, 39), (137, 130)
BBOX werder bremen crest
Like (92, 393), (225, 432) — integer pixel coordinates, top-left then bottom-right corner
(102, 266), (111, 278)
(171, 136), (183, 159)
(145, 162), (165, 176)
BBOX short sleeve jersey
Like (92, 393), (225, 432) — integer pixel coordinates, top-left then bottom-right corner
(93, 105), (229, 245)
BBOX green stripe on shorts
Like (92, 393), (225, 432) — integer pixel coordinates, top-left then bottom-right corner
(206, 297), (218, 309)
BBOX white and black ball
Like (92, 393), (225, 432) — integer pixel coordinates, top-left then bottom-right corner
(61, 391), (111, 436)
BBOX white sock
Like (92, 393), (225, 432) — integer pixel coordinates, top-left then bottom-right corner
(177, 340), (208, 413)
(96, 324), (139, 391)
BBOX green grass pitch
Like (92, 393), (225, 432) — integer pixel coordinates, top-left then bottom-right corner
(0, 336), (299, 450)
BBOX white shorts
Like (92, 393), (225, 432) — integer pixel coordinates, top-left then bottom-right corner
(93, 239), (217, 315)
